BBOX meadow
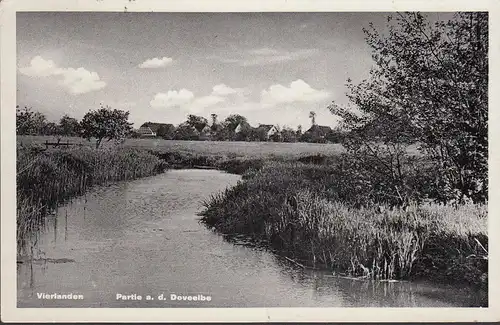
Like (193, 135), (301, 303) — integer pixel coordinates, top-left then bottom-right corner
(17, 135), (346, 158)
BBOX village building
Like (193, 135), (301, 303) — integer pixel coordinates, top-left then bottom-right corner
(302, 125), (334, 142)
(256, 124), (280, 139)
(138, 122), (175, 138)
(137, 125), (156, 137)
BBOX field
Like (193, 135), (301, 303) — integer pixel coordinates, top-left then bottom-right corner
(17, 135), (346, 158)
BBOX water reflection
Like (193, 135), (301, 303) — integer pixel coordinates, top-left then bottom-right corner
(17, 170), (485, 308)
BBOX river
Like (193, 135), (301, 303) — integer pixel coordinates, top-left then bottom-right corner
(17, 169), (486, 307)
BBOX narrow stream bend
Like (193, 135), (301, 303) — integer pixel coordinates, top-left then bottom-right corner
(17, 169), (486, 307)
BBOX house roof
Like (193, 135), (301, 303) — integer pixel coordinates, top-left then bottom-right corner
(306, 125), (333, 134)
(137, 126), (156, 135)
(256, 124), (275, 132)
(140, 122), (175, 133)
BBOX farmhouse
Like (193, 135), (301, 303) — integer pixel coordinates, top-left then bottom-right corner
(305, 125), (332, 136)
(302, 125), (334, 142)
(139, 122), (175, 138)
(256, 124), (279, 139)
(137, 125), (156, 137)
(234, 123), (245, 134)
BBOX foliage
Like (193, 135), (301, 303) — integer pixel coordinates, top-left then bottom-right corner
(80, 105), (133, 148)
(186, 114), (209, 133)
(200, 161), (487, 288)
(281, 127), (298, 142)
(156, 124), (176, 139)
(41, 122), (61, 136)
(16, 106), (47, 135)
(59, 114), (81, 136)
(173, 122), (200, 140)
(329, 12), (488, 204)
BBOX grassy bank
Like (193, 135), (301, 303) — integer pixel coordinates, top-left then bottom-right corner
(17, 144), (168, 257)
(18, 135), (347, 158)
(199, 162), (488, 289)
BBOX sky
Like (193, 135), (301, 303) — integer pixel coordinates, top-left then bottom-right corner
(17, 12), (401, 129)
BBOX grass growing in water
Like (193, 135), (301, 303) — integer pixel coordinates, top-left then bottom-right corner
(17, 145), (168, 258)
(199, 162), (487, 288)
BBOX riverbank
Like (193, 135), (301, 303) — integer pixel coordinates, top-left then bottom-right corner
(16, 143), (488, 294)
(198, 161), (488, 292)
(16, 144), (168, 257)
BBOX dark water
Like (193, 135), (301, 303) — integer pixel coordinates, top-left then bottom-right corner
(17, 169), (486, 307)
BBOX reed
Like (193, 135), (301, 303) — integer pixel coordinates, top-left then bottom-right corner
(16, 145), (168, 257)
(200, 162), (487, 288)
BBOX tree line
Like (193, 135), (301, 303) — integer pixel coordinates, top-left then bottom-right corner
(132, 112), (345, 143)
(16, 105), (345, 146)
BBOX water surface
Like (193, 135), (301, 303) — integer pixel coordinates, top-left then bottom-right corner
(17, 169), (485, 307)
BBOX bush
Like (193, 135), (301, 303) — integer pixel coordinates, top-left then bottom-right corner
(200, 161), (487, 287)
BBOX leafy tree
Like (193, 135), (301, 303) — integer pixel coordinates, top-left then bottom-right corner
(129, 130), (142, 138)
(80, 105), (133, 149)
(186, 115), (208, 133)
(296, 125), (303, 137)
(329, 12), (488, 204)
(16, 106), (47, 135)
(173, 122), (199, 140)
(156, 124), (176, 139)
(41, 122), (60, 136)
(281, 127), (298, 142)
(245, 127), (267, 142)
(223, 114), (248, 132)
(59, 114), (81, 136)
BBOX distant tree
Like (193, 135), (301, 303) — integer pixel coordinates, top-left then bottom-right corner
(156, 124), (176, 139)
(173, 122), (199, 140)
(186, 115), (208, 133)
(329, 12), (488, 204)
(325, 126), (345, 143)
(16, 106), (47, 135)
(281, 127), (298, 142)
(223, 114), (248, 132)
(80, 105), (133, 149)
(245, 127), (266, 142)
(41, 122), (60, 136)
(59, 114), (81, 136)
(297, 125), (303, 137)
(129, 130), (142, 138)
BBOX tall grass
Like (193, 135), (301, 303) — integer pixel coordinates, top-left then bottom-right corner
(17, 145), (168, 258)
(200, 162), (488, 288)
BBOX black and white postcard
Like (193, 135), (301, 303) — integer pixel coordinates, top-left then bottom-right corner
(1, 0), (499, 322)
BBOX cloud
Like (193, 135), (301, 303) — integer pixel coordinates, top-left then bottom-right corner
(19, 56), (58, 77)
(138, 57), (174, 69)
(189, 95), (226, 113)
(261, 79), (330, 107)
(56, 68), (107, 95)
(211, 84), (244, 96)
(150, 83), (246, 112)
(19, 56), (106, 94)
(215, 48), (319, 66)
(150, 89), (194, 108)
